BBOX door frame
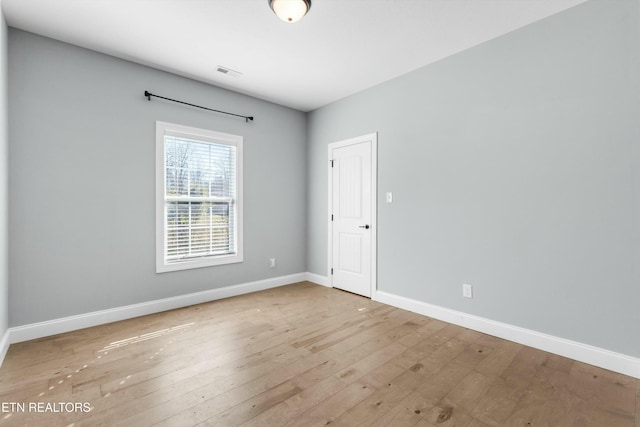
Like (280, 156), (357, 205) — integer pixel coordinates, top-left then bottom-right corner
(327, 132), (378, 298)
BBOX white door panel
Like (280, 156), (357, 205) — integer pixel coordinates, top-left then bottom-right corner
(329, 135), (376, 297)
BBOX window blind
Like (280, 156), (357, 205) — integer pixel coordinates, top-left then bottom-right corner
(164, 135), (237, 262)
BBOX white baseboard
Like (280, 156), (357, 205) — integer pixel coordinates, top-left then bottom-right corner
(7, 273), (308, 346)
(305, 272), (330, 287)
(374, 290), (640, 379)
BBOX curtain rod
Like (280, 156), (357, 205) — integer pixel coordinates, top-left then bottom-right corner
(144, 91), (254, 123)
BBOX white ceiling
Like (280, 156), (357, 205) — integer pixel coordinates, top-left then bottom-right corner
(2, 0), (587, 112)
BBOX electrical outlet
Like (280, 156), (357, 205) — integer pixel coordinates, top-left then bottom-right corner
(462, 283), (473, 299)
(269, 258), (276, 269)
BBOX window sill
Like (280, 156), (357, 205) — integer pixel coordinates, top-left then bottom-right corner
(156, 253), (243, 273)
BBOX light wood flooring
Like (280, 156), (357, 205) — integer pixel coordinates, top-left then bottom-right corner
(0, 282), (638, 426)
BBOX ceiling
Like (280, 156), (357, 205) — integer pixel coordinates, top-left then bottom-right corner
(2, 0), (587, 112)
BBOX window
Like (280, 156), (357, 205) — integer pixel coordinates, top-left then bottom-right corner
(156, 121), (243, 272)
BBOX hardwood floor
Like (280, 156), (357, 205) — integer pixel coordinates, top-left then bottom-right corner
(0, 282), (638, 426)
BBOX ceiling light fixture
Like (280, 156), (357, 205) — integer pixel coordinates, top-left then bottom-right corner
(268, 0), (311, 23)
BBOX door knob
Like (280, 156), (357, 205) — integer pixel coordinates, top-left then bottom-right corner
(359, 225), (370, 229)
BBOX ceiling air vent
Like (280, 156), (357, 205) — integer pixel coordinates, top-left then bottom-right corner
(216, 66), (242, 78)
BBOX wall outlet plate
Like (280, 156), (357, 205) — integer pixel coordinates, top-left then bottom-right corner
(463, 283), (473, 298)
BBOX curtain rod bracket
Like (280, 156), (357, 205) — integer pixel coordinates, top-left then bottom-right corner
(143, 90), (253, 123)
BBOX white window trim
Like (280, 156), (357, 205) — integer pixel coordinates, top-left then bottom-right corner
(155, 121), (243, 273)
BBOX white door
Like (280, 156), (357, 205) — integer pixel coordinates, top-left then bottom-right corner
(329, 134), (377, 297)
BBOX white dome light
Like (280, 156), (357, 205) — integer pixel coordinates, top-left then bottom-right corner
(269, 0), (312, 23)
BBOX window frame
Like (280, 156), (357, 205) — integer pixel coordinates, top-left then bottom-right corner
(155, 121), (243, 273)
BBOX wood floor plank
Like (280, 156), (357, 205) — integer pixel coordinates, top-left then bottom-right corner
(369, 390), (432, 427)
(636, 380), (640, 427)
(474, 339), (523, 378)
(423, 397), (474, 426)
(0, 282), (636, 427)
(444, 371), (494, 414)
(329, 380), (414, 426)
(281, 380), (376, 427)
(188, 379), (303, 426)
(240, 374), (350, 427)
(469, 379), (520, 425)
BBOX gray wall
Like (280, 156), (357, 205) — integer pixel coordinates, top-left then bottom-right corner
(8, 30), (307, 326)
(307, 0), (640, 358)
(0, 6), (8, 340)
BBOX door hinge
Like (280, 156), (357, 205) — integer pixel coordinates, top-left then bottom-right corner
(330, 160), (335, 167)
(331, 214), (333, 221)
(331, 268), (334, 275)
